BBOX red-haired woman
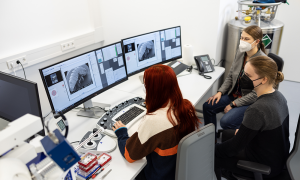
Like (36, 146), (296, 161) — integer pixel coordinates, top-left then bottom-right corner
(112, 64), (200, 180)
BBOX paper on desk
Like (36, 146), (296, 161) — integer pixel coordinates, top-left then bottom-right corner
(171, 62), (180, 68)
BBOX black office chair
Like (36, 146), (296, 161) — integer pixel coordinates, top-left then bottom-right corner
(268, 53), (284, 72)
(268, 53), (284, 89)
(229, 114), (300, 180)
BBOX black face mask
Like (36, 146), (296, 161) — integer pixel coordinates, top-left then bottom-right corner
(240, 73), (262, 90)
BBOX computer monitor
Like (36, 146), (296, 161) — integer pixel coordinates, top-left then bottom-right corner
(0, 72), (45, 136)
(39, 42), (128, 118)
(121, 26), (182, 76)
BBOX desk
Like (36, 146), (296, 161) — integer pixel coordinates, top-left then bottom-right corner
(49, 89), (147, 180)
(113, 67), (225, 105)
(48, 67), (224, 180)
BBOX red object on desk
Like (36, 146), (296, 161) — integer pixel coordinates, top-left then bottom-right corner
(92, 168), (104, 179)
(78, 152), (98, 172)
(97, 153), (112, 167)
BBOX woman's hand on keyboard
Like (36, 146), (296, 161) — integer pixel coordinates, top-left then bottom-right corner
(112, 121), (126, 132)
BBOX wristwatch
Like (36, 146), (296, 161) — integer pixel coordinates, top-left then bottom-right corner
(230, 101), (236, 108)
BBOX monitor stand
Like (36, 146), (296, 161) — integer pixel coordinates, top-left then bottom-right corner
(0, 117), (9, 131)
(77, 100), (110, 118)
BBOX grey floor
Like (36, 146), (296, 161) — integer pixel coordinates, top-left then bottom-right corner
(278, 80), (300, 151)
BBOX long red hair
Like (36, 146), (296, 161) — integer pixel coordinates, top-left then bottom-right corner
(143, 64), (200, 139)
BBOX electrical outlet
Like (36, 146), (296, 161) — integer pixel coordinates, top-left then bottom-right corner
(6, 56), (27, 69)
(61, 41), (75, 51)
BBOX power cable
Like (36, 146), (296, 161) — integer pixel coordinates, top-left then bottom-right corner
(16, 60), (27, 79)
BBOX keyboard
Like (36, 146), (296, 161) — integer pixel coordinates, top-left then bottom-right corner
(115, 106), (145, 125)
(96, 97), (146, 138)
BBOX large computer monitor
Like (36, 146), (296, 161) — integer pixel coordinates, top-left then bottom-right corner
(0, 72), (45, 136)
(39, 42), (128, 118)
(121, 26), (182, 76)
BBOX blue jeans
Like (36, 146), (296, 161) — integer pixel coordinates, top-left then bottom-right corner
(203, 94), (249, 133)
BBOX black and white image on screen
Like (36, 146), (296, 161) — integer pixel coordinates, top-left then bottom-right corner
(64, 63), (93, 94)
(137, 40), (155, 62)
(128, 44), (133, 52)
(50, 73), (58, 84)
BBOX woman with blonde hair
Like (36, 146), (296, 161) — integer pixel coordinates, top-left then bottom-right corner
(215, 56), (290, 180)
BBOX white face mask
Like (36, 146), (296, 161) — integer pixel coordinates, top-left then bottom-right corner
(143, 85), (146, 94)
(239, 40), (257, 52)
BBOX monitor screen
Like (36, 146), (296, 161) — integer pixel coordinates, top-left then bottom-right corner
(40, 42), (127, 115)
(201, 56), (209, 62)
(122, 26), (182, 76)
(0, 72), (45, 136)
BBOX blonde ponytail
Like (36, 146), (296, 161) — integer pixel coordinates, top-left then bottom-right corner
(275, 71), (284, 86)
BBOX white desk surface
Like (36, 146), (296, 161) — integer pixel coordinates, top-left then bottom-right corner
(48, 67), (224, 180)
(48, 89), (146, 180)
(113, 66), (225, 105)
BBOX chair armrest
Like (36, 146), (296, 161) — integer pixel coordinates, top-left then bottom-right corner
(217, 129), (223, 138)
(237, 160), (271, 175)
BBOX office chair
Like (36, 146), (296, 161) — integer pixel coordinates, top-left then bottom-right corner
(226, 114), (300, 180)
(175, 123), (217, 180)
(287, 114), (300, 180)
(268, 53), (284, 89)
(268, 53), (284, 72)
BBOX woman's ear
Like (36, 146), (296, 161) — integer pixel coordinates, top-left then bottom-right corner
(262, 76), (268, 85)
(255, 39), (260, 46)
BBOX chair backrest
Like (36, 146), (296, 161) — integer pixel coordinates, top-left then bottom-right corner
(287, 114), (300, 180)
(175, 123), (217, 180)
(268, 53), (284, 89)
(268, 53), (284, 72)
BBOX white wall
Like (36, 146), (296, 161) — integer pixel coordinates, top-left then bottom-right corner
(0, 0), (93, 59)
(276, 0), (300, 82)
(11, 42), (104, 116)
(0, 0), (103, 116)
(0, 0), (224, 116)
(215, 0), (238, 65)
(99, 0), (221, 60)
(199, 0), (237, 110)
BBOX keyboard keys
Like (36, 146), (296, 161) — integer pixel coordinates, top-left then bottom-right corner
(115, 106), (145, 125)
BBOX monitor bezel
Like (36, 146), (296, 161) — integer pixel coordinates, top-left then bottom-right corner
(121, 26), (182, 77)
(39, 42), (128, 117)
(0, 71), (45, 136)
